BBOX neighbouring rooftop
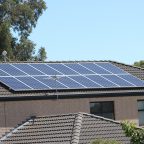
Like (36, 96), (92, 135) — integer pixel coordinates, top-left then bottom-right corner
(0, 112), (130, 144)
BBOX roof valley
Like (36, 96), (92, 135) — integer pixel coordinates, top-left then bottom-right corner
(71, 113), (83, 144)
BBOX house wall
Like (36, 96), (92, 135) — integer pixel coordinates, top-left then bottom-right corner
(0, 95), (144, 128)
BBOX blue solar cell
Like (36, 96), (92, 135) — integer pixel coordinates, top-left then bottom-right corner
(58, 76), (84, 88)
(30, 64), (62, 75)
(70, 76), (102, 88)
(0, 64), (26, 76)
(86, 75), (117, 87)
(119, 75), (144, 87)
(17, 77), (49, 89)
(103, 75), (134, 87)
(96, 63), (126, 74)
(0, 77), (31, 90)
(0, 70), (9, 76)
(65, 63), (94, 74)
(0, 62), (143, 91)
(80, 63), (111, 74)
(34, 76), (67, 89)
(47, 64), (78, 75)
(13, 64), (44, 75)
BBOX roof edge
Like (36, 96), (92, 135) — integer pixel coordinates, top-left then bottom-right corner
(0, 117), (31, 141)
(0, 60), (109, 64)
(82, 112), (121, 125)
(109, 60), (144, 71)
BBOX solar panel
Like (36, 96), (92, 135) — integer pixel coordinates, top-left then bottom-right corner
(0, 70), (9, 76)
(97, 63), (126, 74)
(69, 75), (102, 88)
(0, 64), (26, 76)
(0, 77), (31, 90)
(0, 62), (143, 91)
(57, 76), (85, 88)
(47, 64), (78, 75)
(119, 75), (144, 87)
(65, 63), (95, 74)
(34, 76), (67, 89)
(30, 64), (62, 75)
(13, 64), (44, 75)
(103, 75), (134, 87)
(80, 63), (111, 74)
(17, 76), (50, 89)
(86, 75), (118, 87)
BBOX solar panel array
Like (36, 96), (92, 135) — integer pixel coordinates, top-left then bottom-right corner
(0, 62), (143, 91)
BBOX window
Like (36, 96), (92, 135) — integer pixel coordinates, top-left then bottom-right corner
(138, 101), (144, 126)
(90, 101), (115, 119)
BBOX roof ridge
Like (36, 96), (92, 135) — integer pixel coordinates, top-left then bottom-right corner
(71, 113), (83, 144)
(35, 112), (79, 118)
(0, 60), (116, 64)
(82, 112), (121, 125)
(0, 60), (105, 63)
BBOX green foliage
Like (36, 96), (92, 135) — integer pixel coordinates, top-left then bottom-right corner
(13, 37), (36, 61)
(0, 0), (46, 38)
(0, 0), (47, 61)
(121, 121), (144, 144)
(91, 139), (121, 144)
(133, 60), (144, 68)
(37, 47), (47, 61)
(0, 23), (13, 60)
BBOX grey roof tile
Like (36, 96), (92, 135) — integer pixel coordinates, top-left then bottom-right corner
(0, 128), (12, 139)
(79, 114), (130, 144)
(0, 113), (130, 144)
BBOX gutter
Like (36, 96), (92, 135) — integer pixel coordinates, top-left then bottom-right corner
(0, 89), (144, 101)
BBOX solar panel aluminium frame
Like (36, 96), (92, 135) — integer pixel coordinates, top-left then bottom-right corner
(0, 62), (143, 91)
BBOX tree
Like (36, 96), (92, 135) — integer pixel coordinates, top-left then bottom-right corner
(0, 0), (47, 61)
(0, 0), (46, 38)
(37, 47), (47, 61)
(0, 23), (13, 60)
(91, 139), (121, 144)
(13, 37), (36, 61)
(133, 60), (144, 68)
(122, 121), (144, 144)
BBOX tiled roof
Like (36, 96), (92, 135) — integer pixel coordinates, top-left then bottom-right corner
(110, 61), (144, 80)
(0, 113), (130, 144)
(0, 128), (12, 139)
(79, 114), (130, 144)
(0, 60), (144, 98)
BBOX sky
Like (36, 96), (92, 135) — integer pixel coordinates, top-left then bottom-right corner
(30, 0), (144, 65)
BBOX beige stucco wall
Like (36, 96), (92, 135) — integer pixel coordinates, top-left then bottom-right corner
(0, 95), (144, 128)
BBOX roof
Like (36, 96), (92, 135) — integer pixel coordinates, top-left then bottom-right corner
(0, 112), (130, 144)
(110, 60), (144, 80)
(0, 128), (12, 140)
(0, 60), (144, 100)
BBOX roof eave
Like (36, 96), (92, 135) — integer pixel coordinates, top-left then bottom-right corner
(1, 89), (144, 101)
